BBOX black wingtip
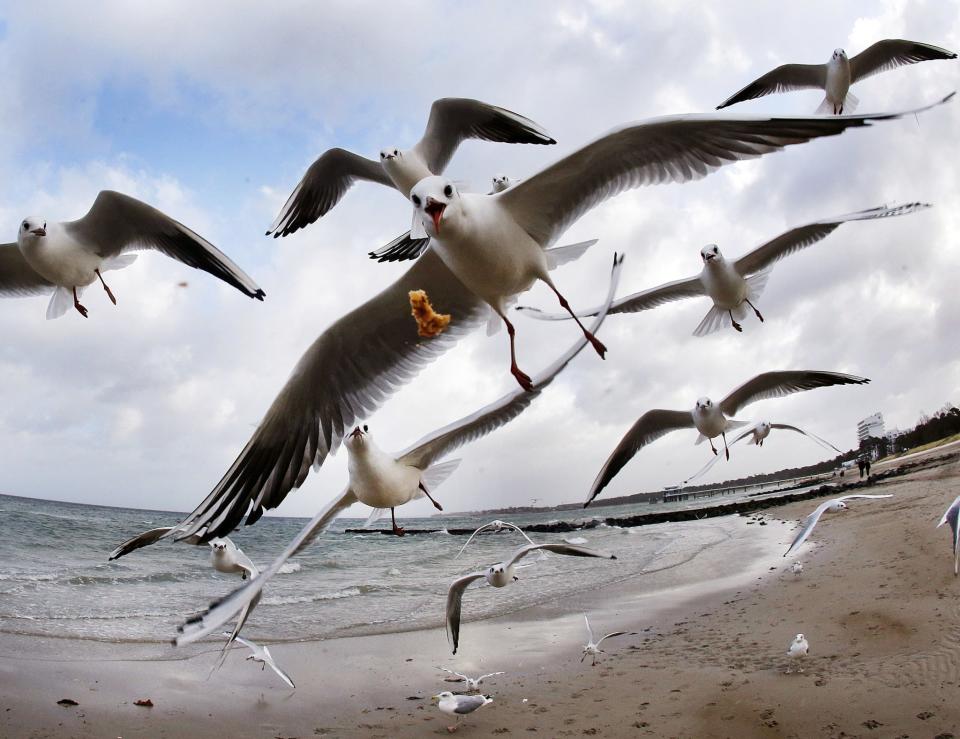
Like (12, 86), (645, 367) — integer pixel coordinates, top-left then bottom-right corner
(610, 555), (618, 560)
(253, 289), (266, 301)
(264, 230), (271, 236)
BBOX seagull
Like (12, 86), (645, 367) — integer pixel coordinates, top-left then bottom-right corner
(221, 633), (295, 689)
(586, 370), (870, 506)
(783, 494), (893, 556)
(936, 495), (960, 575)
(446, 542), (617, 654)
(438, 667), (505, 692)
(407, 95), (952, 390)
(517, 202), (929, 335)
(491, 174), (520, 193)
(581, 614), (629, 666)
(791, 561), (804, 576)
(717, 40), (957, 113)
(454, 519), (538, 559)
(786, 633), (809, 673)
(432, 691), (492, 732)
(682, 419), (842, 484)
(1, 190), (264, 319)
(173, 256), (623, 646)
(266, 98), (555, 239)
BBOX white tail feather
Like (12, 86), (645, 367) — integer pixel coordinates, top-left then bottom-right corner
(545, 239), (598, 270)
(745, 267), (773, 301)
(45, 287), (74, 320)
(421, 458), (462, 490)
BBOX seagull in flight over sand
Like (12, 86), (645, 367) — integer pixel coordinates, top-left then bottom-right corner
(586, 371), (870, 506)
(265, 97), (555, 240)
(172, 255), (623, 647)
(407, 96), (952, 390)
(682, 420), (842, 485)
(446, 542), (617, 654)
(717, 39), (956, 114)
(438, 667), (505, 692)
(783, 493), (893, 557)
(1, 190), (264, 319)
(517, 202), (929, 335)
(936, 495), (960, 575)
(221, 633), (295, 689)
(581, 614), (629, 666)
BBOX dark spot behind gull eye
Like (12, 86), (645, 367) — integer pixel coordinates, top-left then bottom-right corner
(412, 195), (421, 207)
(443, 184), (453, 198)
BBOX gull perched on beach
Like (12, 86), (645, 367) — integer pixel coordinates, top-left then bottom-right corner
(586, 371), (870, 506)
(783, 494), (893, 556)
(682, 420), (842, 484)
(717, 40), (957, 113)
(265, 97), (554, 240)
(1, 190), (264, 319)
(936, 495), (960, 575)
(221, 633), (295, 689)
(173, 257), (623, 646)
(786, 634), (809, 673)
(446, 542), (617, 654)
(581, 614), (629, 666)
(439, 667), (505, 692)
(517, 203), (928, 335)
(407, 96), (951, 390)
(433, 692), (492, 732)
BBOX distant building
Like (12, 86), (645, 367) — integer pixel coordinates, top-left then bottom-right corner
(885, 427), (902, 452)
(857, 412), (885, 444)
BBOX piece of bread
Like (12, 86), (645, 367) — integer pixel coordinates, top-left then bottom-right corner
(409, 290), (451, 338)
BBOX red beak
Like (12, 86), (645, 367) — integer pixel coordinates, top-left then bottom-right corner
(31, 228), (46, 237)
(349, 426), (364, 439)
(424, 198), (445, 235)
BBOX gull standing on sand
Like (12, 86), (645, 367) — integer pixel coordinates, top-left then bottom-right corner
(266, 97), (555, 241)
(783, 494), (894, 556)
(517, 203), (928, 335)
(581, 614), (629, 666)
(439, 667), (505, 692)
(586, 371), (870, 506)
(446, 542), (617, 654)
(407, 96), (951, 389)
(221, 633), (295, 689)
(173, 256), (623, 646)
(791, 561), (804, 576)
(433, 691), (492, 732)
(1, 190), (264, 319)
(786, 634), (809, 673)
(936, 495), (960, 575)
(717, 40), (957, 113)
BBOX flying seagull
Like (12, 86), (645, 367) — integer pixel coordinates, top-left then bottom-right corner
(586, 371), (870, 506)
(581, 614), (629, 666)
(438, 667), (505, 692)
(682, 420), (842, 485)
(407, 96), (953, 390)
(936, 495), (960, 575)
(446, 542), (617, 654)
(433, 691), (492, 732)
(266, 98), (554, 239)
(517, 202), (929, 335)
(783, 493), (893, 557)
(172, 255), (623, 647)
(221, 633), (295, 689)
(717, 40), (956, 113)
(1, 190), (264, 319)
(454, 519), (539, 559)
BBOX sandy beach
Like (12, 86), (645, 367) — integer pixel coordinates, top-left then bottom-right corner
(2, 448), (958, 738)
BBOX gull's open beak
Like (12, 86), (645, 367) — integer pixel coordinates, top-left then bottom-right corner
(424, 198), (446, 235)
(349, 426), (364, 439)
(703, 253), (715, 262)
(31, 227), (46, 237)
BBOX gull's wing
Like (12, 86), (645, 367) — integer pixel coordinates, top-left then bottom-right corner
(495, 99), (952, 249)
(175, 488), (357, 646)
(413, 98), (555, 174)
(455, 521), (537, 559)
(936, 495), (960, 575)
(171, 248), (485, 542)
(266, 148), (394, 237)
(595, 630), (629, 647)
(850, 39), (957, 84)
(507, 542), (617, 567)
(64, 191), (264, 299)
(682, 426), (758, 485)
(396, 253), (623, 471)
(585, 409), (695, 506)
(477, 671), (505, 682)
(0, 243), (53, 296)
(734, 203), (930, 276)
(234, 547), (260, 579)
(784, 494), (892, 557)
(715, 64), (827, 109)
(719, 370), (869, 418)
(262, 649), (296, 689)
(446, 572), (486, 654)
(367, 231), (431, 263)
(108, 527), (205, 560)
(439, 667), (469, 682)
(453, 695), (490, 714)
(223, 632), (256, 651)
(584, 613), (594, 643)
(769, 423), (842, 453)
(517, 274), (704, 322)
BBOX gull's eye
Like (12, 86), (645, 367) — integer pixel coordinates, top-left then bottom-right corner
(22, 222), (28, 230)
(393, 149), (398, 156)
(380, 152), (385, 159)
(363, 424), (368, 432)
(443, 184), (453, 198)
(412, 195), (422, 207)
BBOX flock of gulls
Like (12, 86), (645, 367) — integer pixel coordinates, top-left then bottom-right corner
(3, 35), (958, 730)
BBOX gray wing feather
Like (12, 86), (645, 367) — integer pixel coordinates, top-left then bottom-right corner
(508, 542), (617, 567)
(64, 191), (264, 299)
(446, 572), (486, 654)
(414, 98), (555, 174)
(784, 494), (892, 556)
(108, 526), (204, 560)
(453, 695), (489, 714)
(0, 243), (53, 296)
(937, 495), (960, 575)
(850, 39), (957, 84)
(266, 148), (393, 237)
(367, 231), (431, 263)
(596, 631), (629, 646)
(716, 63), (827, 109)
(768, 423), (842, 453)
(719, 371), (870, 417)
(585, 409), (695, 506)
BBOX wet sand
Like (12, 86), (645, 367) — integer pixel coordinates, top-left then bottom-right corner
(2, 450), (958, 738)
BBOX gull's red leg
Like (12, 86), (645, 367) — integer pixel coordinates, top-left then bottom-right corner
(503, 314), (533, 392)
(419, 481), (443, 511)
(73, 288), (89, 318)
(95, 269), (117, 305)
(544, 280), (606, 358)
(391, 508), (405, 537)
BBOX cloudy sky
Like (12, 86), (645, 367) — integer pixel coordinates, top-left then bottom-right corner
(1, 0), (957, 520)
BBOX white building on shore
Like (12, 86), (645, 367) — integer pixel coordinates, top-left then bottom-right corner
(857, 412), (885, 444)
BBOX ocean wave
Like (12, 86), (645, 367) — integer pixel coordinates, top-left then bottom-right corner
(65, 571), (193, 586)
(0, 572), (58, 582)
(278, 562), (301, 575)
(261, 584), (378, 606)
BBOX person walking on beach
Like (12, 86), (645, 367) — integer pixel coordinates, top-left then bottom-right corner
(864, 458), (871, 478)
(858, 458), (866, 479)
